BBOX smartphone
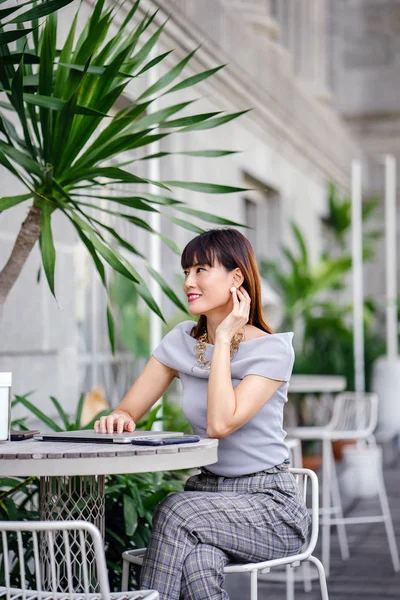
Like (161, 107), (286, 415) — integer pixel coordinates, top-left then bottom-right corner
(131, 435), (200, 446)
(10, 430), (40, 441)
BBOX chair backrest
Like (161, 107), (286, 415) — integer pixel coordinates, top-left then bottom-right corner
(0, 520), (110, 598)
(328, 392), (379, 437)
(285, 437), (303, 468)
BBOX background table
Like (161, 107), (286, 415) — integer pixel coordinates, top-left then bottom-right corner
(289, 375), (346, 394)
(0, 437), (218, 591)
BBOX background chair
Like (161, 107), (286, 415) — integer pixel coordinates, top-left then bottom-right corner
(121, 467), (329, 600)
(0, 520), (159, 600)
(288, 391), (400, 576)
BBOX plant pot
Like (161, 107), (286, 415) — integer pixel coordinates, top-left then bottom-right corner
(340, 445), (382, 499)
(302, 455), (323, 472)
(332, 439), (356, 461)
(372, 357), (400, 435)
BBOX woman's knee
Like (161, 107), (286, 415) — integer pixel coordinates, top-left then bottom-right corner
(182, 544), (227, 577)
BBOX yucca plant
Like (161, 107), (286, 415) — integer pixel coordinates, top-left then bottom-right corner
(0, 0), (248, 348)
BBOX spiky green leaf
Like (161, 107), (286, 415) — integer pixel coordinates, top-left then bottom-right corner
(0, 28), (34, 47)
(163, 181), (248, 194)
(9, 0), (75, 24)
(167, 216), (205, 234)
(0, 194), (31, 212)
(174, 206), (248, 227)
(179, 110), (251, 132)
(49, 396), (70, 429)
(146, 264), (188, 314)
(164, 65), (225, 95)
(40, 203), (56, 298)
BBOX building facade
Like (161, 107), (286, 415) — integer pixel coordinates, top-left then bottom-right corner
(1, 0), (376, 419)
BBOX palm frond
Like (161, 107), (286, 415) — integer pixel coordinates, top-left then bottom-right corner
(0, 0), (248, 350)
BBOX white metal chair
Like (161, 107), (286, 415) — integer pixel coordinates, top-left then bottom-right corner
(258, 438), (313, 600)
(288, 392), (400, 576)
(0, 520), (159, 600)
(121, 468), (329, 600)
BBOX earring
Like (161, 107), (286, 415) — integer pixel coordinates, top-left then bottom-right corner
(230, 286), (236, 293)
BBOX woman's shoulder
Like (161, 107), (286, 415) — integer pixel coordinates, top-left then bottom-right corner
(244, 325), (269, 341)
(244, 325), (293, 344)
(153, 321), (198, 373)
(236, 328), (294, 381)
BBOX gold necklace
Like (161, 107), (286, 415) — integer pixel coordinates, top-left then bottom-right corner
(193, 327), (245, 371)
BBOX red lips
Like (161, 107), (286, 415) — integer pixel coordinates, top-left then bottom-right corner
(187, 293), (202, 303)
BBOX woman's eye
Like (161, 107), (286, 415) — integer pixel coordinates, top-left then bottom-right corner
(197, 267), (206, 273)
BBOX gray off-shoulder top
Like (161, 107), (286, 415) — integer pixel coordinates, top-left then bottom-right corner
(153, 320), (295, 476)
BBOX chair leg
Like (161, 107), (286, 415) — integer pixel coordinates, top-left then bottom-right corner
(329, 445), (350, 561)
(321, 439), (332, 576)
(307, 556), (329, 600)
(250, 569), (258, 600)
(302, 560), (312, 593)
(376, 467), (400, 571)
(121, 558), (130, 592)
(285, 564), (294, 600)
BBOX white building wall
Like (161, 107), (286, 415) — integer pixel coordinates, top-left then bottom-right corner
(0, 0), (359, 417)
(330, 0), (400, 301)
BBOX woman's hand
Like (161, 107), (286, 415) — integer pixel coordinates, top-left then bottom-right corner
(94, 411), (136, 434)
(215, 286), (251, 343)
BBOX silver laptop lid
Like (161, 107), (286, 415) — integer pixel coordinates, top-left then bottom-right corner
(34, 430), (185, 444)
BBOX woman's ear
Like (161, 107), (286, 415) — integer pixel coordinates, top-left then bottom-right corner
(232, 268), (244, 288)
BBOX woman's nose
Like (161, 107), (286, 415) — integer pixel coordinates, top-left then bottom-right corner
(185, 271), (196, 288)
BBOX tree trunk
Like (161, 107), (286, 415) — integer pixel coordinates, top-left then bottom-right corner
(0, 204), (42, 308)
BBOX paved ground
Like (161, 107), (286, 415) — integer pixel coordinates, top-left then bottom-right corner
(225, 456), (400, 600)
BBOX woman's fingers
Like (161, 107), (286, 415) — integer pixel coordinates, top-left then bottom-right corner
(125, 420), (135, 432)
(119, 417), (135, 433)
(98, 416), (108, 433)
(106, 414), (116, 433)
(236, 288), (251, 322)
(94, 413), (136, 434)
(237, 289), (249, 308)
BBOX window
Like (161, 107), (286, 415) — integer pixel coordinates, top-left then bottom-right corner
(243, 177), (281, 261)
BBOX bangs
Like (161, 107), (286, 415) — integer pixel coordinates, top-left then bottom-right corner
(181, 235), (219, 269)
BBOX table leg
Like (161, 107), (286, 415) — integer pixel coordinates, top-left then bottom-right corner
(39, 475), (105, 592)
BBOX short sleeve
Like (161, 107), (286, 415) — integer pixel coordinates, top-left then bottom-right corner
(237, 332), (295, 382)
(152, 328), (180, 370)
(152, 321), (196, 373)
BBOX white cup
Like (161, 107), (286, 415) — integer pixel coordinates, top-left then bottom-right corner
(0, 372), (12, 442)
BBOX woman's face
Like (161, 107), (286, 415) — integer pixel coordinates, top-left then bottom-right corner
(183, 260), (240, 315)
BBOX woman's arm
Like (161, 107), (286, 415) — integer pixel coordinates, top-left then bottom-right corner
(94, 356), (177, 433)
(206, 338), (282, 438)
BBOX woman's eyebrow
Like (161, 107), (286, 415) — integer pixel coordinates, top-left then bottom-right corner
(183, 263), (209, 270)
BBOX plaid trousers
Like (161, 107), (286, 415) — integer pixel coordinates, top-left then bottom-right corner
(140, 461), (310, 600)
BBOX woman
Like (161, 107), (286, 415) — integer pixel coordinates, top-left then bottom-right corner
(94, 228), (310, 600)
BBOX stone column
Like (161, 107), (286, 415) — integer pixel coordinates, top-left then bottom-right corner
(274, 0), (331, 101)
(221, 0), (279, 40)
(311, 0), (331, 100)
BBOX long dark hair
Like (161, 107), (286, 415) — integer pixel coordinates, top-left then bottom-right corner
(181, 228), (274, 338)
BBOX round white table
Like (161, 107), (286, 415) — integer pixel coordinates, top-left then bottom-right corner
(0, 437), (218, 591)
(0, 436), (218, 477)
